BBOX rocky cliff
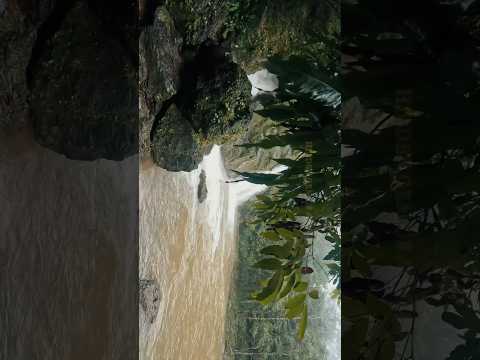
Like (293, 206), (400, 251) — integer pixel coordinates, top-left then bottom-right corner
(139, 0), (335, 171)
(0, 0), (334, 165)
(1, 0), (138, 160)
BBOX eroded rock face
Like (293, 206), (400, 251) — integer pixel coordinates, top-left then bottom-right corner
(29, 2), (137, 161)
(147, 40), (251, 171)
(151, 104), (202, 172)
(139, 279), (161, 325)
(139, 6), (183, 159)
(0, 0), (58, 132)
(197, 169), (207, 202)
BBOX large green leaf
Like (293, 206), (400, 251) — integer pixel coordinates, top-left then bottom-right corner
(293, 281), (308, 292)
(285, 293), (307, 313)
(278, 273), (296, 300)
(260, 245), (290, 259)
(297, 305), (308, 341)
(253, 270), (285, 305)
(442, 312), (468, 330)
(253, 258), (283, 270)
(286, 302), (305, 319)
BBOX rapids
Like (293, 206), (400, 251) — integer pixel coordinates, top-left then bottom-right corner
(139, 145), (340, 359)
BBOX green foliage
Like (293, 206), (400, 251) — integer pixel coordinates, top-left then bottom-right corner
(342, 1), (480, 359)
(222, 0), (260, 40)
(224, 204), (331, 359)
(239, 56), (341, 340)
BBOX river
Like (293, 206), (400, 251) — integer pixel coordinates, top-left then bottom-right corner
(140, 145), (272, 360)
(140, 144), (341, 359)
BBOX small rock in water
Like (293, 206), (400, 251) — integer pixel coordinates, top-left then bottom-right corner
(197, 170), (208, 203)
(139, 279), (161, 324)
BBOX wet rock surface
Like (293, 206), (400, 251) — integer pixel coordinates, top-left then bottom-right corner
(29, 2), (137, 161)
(146, 37), (251, 171)
(0, 0), (58, 132)
(151, 104), (202, 172)
(197, 169), (208, 203)
(139, 6), (183, 159)
(139, 279), (161, 325)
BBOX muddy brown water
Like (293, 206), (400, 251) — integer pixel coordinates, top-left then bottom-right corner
(1, 126), (138, 359)
(139, 145), (270, 360)
(139, 147), (237, 360)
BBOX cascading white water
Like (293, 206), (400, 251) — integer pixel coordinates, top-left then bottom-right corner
(140, 144), (340, 360)
(324, 280), (341, 360)
(198, 145), (288, 254)
(140, 144), (276, 359)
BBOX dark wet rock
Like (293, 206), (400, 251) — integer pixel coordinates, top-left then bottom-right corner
(197, 169), (208, 203)
(139, 6), (182, 158)
(149, 40), (251, 171)
(0, 0), (59, 132)
(29, 2), (137, 161)
(180, 41), (251, 138)
(231, 0), (337, 72)
(164, 0), (229, 46)
(139, 279), (161, 324)
(151, 104), (202, 172)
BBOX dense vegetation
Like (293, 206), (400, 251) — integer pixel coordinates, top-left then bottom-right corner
(342, 0), (480, 359)
(224, 203), (334, 359)
(232, 56), (341, 342)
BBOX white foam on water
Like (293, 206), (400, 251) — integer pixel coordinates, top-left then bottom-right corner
(180, 145), (341, 358)
(323, 280), (341, 360)
(190, 145), (288, 255)
(197, 145), (229, 255)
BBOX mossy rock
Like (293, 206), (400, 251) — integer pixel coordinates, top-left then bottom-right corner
(30, 2), (137, 160)
(190, 61), (252, 142)
(164, 0), (229, 46)
(139, 6), (183, 158)
(151, 104), (202, 172)
(228, 0), (339, 72)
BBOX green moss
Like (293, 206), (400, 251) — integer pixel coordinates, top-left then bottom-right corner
(164, 0), (229, 45)
(229, 0), (339, 72)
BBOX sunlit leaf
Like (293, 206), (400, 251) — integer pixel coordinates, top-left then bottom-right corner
(260, 245), (290, 258)
(260, 231), (280, 241)
(294, 281), (308, 292)
(278, 273), (296, 300)
(286, 293), (307, 310)
(254, 258), (283, 270)
(297, 305), (308, 341)
(253, 270), (285, 305)
(286, 302), (305, 319)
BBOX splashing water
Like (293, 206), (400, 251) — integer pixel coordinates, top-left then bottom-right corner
(140, 145), (284, 359)
(140, 145), (340, 359)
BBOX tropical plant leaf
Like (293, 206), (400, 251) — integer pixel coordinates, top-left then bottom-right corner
(297, 305), (308, 341)
(252, 270), (285, 305)
(254, 258), (283, 270)
(260, 245), (290, 259)
(294, 281), (308, 292)
(286, 293), (307, 310)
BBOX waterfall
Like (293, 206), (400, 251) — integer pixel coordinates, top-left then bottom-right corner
(323, 281), (341, 360)
(140, 144), (340, 359)
(198, 145), (341, 360)
(196, 144), (287, 255)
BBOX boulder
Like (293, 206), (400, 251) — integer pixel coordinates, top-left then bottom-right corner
(139, 7), (183, 158)
(139, 279), (161, 325)
(151, 104), (202, 172)
(29, 2), (137, 160)
(197, 169), (208, 203)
